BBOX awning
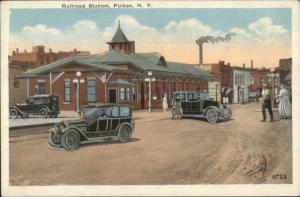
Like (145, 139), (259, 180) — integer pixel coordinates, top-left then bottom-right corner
(108, 79), (133, 87)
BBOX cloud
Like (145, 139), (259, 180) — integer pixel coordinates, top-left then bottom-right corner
(21, 24), (62, 37)
(9, 15), (291, 67)
(248, 17), (287, 37)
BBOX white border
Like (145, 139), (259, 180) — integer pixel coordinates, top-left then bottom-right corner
(1, 1), (300, 196)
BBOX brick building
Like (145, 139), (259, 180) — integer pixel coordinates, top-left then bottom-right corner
(9, 65), (27, 106)
(10, 46), (90, 69)
(199, 61), (233, 103)
(249, 67), (271, 100)
(274, 58), (292, 86)
(19, 24), (213, 111)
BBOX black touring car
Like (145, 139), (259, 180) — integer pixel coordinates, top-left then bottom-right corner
(171, 91), (232, 123)
(9, 95), (59, 118)
(48, 103), (134, 151)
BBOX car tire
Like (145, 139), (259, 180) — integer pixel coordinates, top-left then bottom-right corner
(61, 129), (80, 151)
(48, 129), (61, 148)
(118, 125), (132, 143)
(10, 109), (18, 119)
(206, 108), (219, 124)
(39, 108), (48, 118)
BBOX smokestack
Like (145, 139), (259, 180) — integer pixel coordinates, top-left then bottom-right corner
(196, 32), (236, 65)
(251, 59), (253, 69)
(199, 44), (203, 65)
(243, 63), (245, 68)
(16, 48), (19, 54)
(49, 48), (52, 53)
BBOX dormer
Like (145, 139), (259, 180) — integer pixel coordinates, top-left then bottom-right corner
(158, 56), (167, 67)
(106, 21), (135, 54)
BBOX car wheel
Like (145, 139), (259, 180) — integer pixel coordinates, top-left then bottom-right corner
(61, 129), (80, 151)
(10, 109), (18, 119)
(39, 108), (48, 118)
(48, 129), (61, 148)
(206, 108), (219, 124)
(118, 125), (132, 143)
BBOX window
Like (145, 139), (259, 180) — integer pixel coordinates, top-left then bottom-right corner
(120, 87), (131, 101)
(126, 87), (131, 100)
(132, 85), (136, 101)
(87, 80), (96, 102)
(36, 82), (45, 95)
(33, 98), (44, 105)
(64, 80), (71, 102)
(156, 82), (160, 100)
(120, 107), (130, 117)
(14, 77), (19, 88)
(112, 106), (119, 117)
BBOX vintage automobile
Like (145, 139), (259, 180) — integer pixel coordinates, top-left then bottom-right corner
(171, 91), (232, 123)
(48, 103), (134, 151)
(9, 95), (59, 119)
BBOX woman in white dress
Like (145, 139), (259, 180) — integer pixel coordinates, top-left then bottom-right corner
(276, 85), (292, 119)
(162, 94), (169, 112)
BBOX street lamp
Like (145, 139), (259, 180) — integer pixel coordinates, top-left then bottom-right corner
(147, 71), (153, 112)
(76, 71), (82, 117)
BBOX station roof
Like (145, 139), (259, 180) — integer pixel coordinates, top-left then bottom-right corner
(19, 49), (214, 78)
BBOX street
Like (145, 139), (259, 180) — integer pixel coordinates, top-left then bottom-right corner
(9, 103), (292, 185)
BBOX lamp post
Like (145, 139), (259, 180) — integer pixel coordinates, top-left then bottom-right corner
(76, 71), (82, 117)
(147, 71), (153, 112)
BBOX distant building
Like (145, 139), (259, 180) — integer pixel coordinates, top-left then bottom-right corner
(10, 46), (90, 69)
(274, 58), (292, 86)
(9, 65), (27, 106)
(232, 66), (252, 104)
(199, 61), (233, 103)
(249, 67), (271, 100)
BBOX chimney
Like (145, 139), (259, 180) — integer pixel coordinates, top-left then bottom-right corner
(251, 59), (253, 69)
(199, 44), (203, 64)
(24, 49), (27, 53)
(227, 63), (230, 66)
(219, 61), (225, 65)
(16, 48), (19, 54)
(12, 50), (16, 55)
(49, 48), (52, 53)
(74, 48), (77, 53)
(243, 63), (245, 68)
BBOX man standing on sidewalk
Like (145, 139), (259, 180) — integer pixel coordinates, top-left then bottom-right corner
(261, 84), (274, 122)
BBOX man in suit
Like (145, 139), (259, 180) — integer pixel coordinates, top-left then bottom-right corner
(261, 84), (274, 122)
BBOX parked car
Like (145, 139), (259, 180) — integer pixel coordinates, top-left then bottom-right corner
(171, 91), (232, 123)
(9, 95), (59, 119)
(48, 103), (134, 151)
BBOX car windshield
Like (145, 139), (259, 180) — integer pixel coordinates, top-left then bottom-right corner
(84, 106), (111, 118)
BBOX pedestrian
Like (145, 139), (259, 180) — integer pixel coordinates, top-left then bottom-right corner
(275, 84), (292, 119)
(162, 94), (168, 112)
(261, 84), (274, 122)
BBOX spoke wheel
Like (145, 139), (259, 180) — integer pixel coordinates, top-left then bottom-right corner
(10, 109), (18, 119)
(39, 108), (48, 118)
(118, 125), (132, 143)
(48, 129), (61, 148)
(61, 129), (80, 151)
(206, 108), (219, 124)
(222, 107), (232, 121)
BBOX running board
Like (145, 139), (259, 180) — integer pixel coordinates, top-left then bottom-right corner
(81, 136), (120, 144)
(182, 114), (205, 118)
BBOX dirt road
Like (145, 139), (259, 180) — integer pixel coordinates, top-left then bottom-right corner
(9, 103), (292, 185)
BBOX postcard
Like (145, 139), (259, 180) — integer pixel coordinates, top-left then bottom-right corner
(1, 0), (300, 196)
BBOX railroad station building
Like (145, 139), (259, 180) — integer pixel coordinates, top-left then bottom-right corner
(19, 23), (213, 110)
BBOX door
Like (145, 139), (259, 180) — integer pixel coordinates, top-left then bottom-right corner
(109, 89), (117, 103)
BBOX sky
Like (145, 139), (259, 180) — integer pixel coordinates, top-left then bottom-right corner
(9, 8), (291, 68)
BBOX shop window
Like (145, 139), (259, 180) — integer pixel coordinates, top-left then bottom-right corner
(87, 80), (96, 102)
(36, 81), (45, 95)
(64, 81), (71, 102)
(126, 87), (131, 100)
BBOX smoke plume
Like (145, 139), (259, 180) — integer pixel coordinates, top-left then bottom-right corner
(196, 32), (236, 45)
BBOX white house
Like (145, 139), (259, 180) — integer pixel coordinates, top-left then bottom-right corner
(232, 66), (252, 103)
